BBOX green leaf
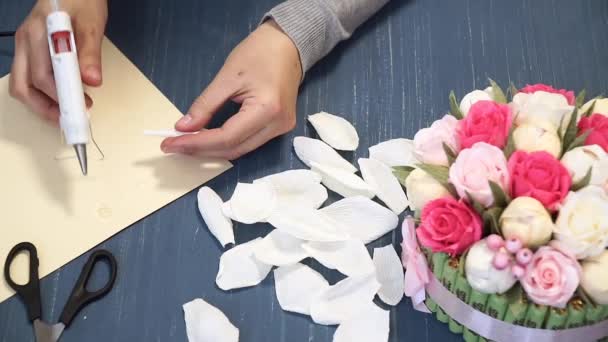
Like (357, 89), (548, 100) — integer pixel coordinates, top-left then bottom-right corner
(503, 126), (516, 159)
(465, 191), (486, 217)
(483, 207), (504, 235)
(509, 82), (519, 101)
(489, 181), (510, 208)
(416, 163), (459, 198)
(445, 183), (459, 199)
(561, 107), (579, 156)
(565, 130), (592, 153)
(449, 91), (464, 119)
(576, 89), (586, 108)
(393, 166), (415, 187)
(442, 142), (457, 166)
(583, 99), (597, 118)
(571, 167), (592, 192)
(489, 78), (507, 104)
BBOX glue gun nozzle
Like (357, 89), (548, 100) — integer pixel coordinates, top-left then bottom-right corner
(74, 144), (88, 175)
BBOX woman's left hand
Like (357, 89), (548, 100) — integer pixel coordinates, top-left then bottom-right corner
(160, 20), (302, 160)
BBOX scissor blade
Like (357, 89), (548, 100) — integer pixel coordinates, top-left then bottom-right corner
(34, 320), (65, 342)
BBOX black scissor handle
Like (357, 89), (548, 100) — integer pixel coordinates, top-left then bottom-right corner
(59, 250), (117, 327)
(3, 242), (42, 322)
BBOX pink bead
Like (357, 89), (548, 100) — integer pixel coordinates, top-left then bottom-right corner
(505, 238), (523, 254)
(512, 265), (526, 279)
(516, 248), (533, 266)
(486, 234), (504, 251)
(492, 251), (510, 270)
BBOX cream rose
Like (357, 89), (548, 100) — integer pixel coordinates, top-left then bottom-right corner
(580, 98), (608, 117)
(554, 186), (608, 259)
(459, 89), (492, 116)
(499, 197), (554, 249)
(581, 251), (608, 304)
(405, 168), (452, 210)
(561, 145), (608, 187)
(465, 239), (517, 294)
(510, 91), (574, 132)
(513, 120), (562, 158)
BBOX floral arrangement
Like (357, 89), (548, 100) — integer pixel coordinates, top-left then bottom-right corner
(397, 81), (608, 341)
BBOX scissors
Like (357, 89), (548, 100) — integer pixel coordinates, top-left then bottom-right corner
(4, 242), (117, 342)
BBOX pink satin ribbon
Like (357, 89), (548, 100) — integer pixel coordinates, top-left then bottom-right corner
(401, 217), (431, 313)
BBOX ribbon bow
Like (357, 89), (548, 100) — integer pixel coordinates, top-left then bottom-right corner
(401, 217), (431, 313)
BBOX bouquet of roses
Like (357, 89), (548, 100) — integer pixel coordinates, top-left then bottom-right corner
(397, 81), (608, 341)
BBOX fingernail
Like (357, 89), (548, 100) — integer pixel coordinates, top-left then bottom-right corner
(162, 144), (183, 154)
(86, 66), (101, 81)
(178, 114), (192, 125)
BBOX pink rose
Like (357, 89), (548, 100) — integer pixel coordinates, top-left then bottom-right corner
(508, 151), (571, 211)
(416, 197), (482, 256)
(520, 83), (575, 106)
(578, 114), (608, 152)
(414, 114), (460, 166)
(521, 244), (582, 308)
(458, 100), (513, 149)
(449, 142), (510, 207)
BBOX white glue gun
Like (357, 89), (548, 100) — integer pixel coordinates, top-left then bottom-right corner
(46, 10), (90, 175)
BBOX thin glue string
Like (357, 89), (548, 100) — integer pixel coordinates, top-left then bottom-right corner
(54, 124), (105, 161)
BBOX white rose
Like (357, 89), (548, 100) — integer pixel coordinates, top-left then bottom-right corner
(465, 240), (517, 294)
(405, 168), (452, 210)
(513, 120), (562, 158)
(554, 186), (608, 259)
(499, 197), (554, 249)
(511, 91), (574, 132)
(561, 145), (608, 187)
(580, 98), (608, 117)
(459, 89), (492, 116)
(581, 251), (608, 304)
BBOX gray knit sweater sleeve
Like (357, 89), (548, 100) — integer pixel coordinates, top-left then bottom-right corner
(263, 0), (389, 74)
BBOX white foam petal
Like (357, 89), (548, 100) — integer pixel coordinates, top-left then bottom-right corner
(228, 182), (276, 224)
(308, 112), (359, 151)
(373, 245), (405, 306)
(255, 170), (328, 209)
(359, 158), (409, 214)
(267, 205), (350, 242)
(183, 298), (239, 342)
(282, 184), (328, 209)
(254, 169), (322, 192)
(216, 238), (272, 290)
(310, 274), (381, 325)
(253, 229), (308, 266)
(320, 196), (398, 244)
(197, 187), (234, 248)
(222, 201), (233, 218)
(293, 136), (358, 173)
(274, 263), (330, 315)
(302, 240), (375, 277)
(333, 303), (390, 342)
(368, 139), (417, 167)
(311, 162), (375, 199)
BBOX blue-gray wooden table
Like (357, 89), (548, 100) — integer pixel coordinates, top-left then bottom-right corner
(1, 1), (607, 341)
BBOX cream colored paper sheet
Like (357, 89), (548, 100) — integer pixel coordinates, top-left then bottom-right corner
(0, 38), (232, 303)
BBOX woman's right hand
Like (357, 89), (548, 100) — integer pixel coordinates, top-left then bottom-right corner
(9, 0), (108, 122)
